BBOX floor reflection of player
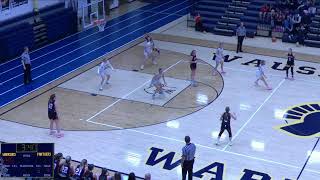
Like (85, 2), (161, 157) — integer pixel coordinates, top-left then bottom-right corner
(149, 68), (167, 99)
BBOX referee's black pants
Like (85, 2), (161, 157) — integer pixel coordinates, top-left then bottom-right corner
(24, 64), (32, 84)
(182, 159), (194, 180)
(237, 36), (245, 53)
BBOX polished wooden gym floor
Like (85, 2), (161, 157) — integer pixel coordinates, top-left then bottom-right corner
(0, 45), (223, 131)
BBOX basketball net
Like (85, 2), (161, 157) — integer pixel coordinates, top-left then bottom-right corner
(94, 19), (106, 32)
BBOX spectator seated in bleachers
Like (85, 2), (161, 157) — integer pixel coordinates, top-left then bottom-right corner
(259, 4), (270, 23)
(297, 0), (316, 14)
(292, 12), (302, 30)
(287, 0), (300, 11)
(275, 8), (286, 26)
(283, 15), (294, 33)
(301, 10), (312, 25)
(297, 24), (307, 46)
(277, 0), (288, 9)
(256, 0), (316, 46)
(195, 13), (207, 33)
(308, 3), (317, 16)
(270, 9), (276, 27)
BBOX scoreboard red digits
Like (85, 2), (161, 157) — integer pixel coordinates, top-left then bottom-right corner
(0, 143), (54, 177)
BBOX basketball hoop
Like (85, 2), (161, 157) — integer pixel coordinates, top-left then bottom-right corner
(94, 19), (106, 32)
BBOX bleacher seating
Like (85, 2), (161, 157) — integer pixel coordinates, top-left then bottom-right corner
(194, 0), (230, 32)
(42, 8), (77, 42)
(0, 4), (78, 63)
(214, 0), (250, 36)
(305, 13), (320, 47)
(192, 0), (258, 37)
(191, 0), (320, 49)
(241, 0), (275, 37)
(0, 22), (34, 63)
(0, 2), (65, 28)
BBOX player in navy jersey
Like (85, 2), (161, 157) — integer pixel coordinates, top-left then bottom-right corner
(59, 156), (74, 179)
(72, 159), (87, 180)
(54, 153), (63, 179)
(98, 168), (109, 180)
(285, 48), (295, 80)
(83, 164), (97, 180)
(216, 107), (237, 146)
(190, 50), (199, 87)
(48, 94), (63, 138)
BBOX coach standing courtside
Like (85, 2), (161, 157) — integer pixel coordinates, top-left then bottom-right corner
(236, 22), (246, 53)
(181, 136), (196, 180)
(21, 47), (32, 84)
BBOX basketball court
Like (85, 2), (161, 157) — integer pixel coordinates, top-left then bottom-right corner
(1, 1), (320, 180)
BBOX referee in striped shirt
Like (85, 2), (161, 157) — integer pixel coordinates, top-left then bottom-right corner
(21, 46), (32, 85)
(181, 136), (196, 180)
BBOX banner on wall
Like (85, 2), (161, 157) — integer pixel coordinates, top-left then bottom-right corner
(1, 0), (28, 11)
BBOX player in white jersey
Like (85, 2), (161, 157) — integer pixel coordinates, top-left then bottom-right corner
(140, 35), (160, 70)
(150, 68), (167, 99)
(255, 60), (272, 90)
(98, 59), (114, 91)
(213, 43), (227, 75)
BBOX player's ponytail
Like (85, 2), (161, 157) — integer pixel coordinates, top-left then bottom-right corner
(49, 94), (55, 103)
(257, 60), (261, 67)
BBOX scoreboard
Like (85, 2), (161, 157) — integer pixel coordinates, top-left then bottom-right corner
(0, 143), (54, 177)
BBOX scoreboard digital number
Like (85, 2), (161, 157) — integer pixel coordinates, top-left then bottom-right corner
(0, 143), (54, 177)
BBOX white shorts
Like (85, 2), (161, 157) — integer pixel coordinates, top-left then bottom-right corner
(215, 56), (223, 64)
(100, 70), (111, 77)
(256, 71), (263, 79)
(144, 50), (153, 58)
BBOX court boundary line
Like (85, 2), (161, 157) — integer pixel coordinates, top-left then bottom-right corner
(0, 3), (191, 99)
(85, 118), (320, 175)
(85, 60), (182, 122)
(222, 79), (286, 150)
(0, 0), (188, 85)
(136, 10), (187, 17)
(0, 0), (176, 68)
(297, 138), (320, 179)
